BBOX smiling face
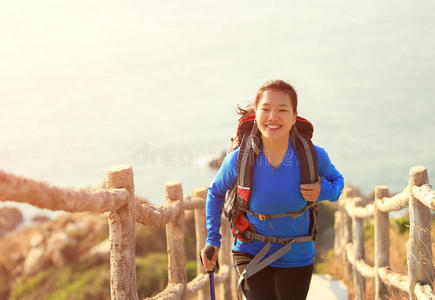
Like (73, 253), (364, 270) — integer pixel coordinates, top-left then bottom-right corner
(254, 89), (298, 142)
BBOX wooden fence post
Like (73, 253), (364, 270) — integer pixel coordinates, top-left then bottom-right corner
(219, 217), (232, 300)
(407, 166), (434, 300)
(193, 187), (210, 300)
(374, 185), (390, 300)
(342, 187), (353, 283)
(231, 255), (237, 300)
(106, 165), (138, 300)
(334, 210), (342, 257)
(339, 200), (345, 273)
(352, 197), (366, 300)
(166, 181), (187, 298)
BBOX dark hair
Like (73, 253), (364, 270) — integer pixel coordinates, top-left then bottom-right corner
(237, 79), (298, 121)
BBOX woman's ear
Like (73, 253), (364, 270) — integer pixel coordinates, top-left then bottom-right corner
(292, 111), (298, 126)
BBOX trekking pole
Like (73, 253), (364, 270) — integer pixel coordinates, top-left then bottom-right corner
(204, 245), (217, 300)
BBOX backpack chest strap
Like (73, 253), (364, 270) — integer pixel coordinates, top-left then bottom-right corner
(244, 206), (305, 220)
(243, 202), (316, 221)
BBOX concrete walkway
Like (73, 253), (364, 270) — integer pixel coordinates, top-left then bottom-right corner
(307, 274), (348, 300)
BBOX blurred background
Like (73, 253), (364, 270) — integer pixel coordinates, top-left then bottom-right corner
(1, 0), (434, 221)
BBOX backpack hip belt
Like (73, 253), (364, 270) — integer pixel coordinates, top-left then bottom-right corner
(235, 205), (318, 299)
(236, 231), (316, 298)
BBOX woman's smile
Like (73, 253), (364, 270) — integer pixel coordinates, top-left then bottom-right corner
(265, 124), (282, 131)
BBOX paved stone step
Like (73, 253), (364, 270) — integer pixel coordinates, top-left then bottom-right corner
(307, 274), (348, 300)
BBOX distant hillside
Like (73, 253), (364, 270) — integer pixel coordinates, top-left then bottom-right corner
(0, 210), (199, 300)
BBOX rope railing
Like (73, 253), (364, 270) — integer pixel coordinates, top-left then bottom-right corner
(335, 166), (435, 300)
(0, 165), (234, 300)
(0, 168), (130, 212)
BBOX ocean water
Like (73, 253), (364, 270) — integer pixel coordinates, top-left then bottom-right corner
(1, 0), (434, 219)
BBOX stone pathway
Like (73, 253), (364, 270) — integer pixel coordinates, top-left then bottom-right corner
(307, 274), (348, 300)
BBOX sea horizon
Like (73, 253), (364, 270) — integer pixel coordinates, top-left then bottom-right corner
(1, 0), (434, 220)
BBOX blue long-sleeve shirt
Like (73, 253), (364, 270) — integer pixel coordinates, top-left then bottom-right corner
(205, 137), (344, 267)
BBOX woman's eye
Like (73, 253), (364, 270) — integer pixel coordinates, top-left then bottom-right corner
(261, 108), (269, 111)
(280, 110), (288, 112)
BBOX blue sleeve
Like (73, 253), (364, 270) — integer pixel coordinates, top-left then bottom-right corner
(315, 146), (344, 202)
(205, 149), (238, 248)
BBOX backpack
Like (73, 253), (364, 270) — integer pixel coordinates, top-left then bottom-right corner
(222, 114), (320, 296)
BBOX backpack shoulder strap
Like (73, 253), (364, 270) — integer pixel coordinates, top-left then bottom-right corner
(236, 119), (261, 201)
(290, 119), (318, 184)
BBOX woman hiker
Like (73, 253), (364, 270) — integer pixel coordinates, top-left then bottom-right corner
(201, 79), (344, 300)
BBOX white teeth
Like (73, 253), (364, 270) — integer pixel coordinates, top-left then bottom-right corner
(266, 125), (280, 128)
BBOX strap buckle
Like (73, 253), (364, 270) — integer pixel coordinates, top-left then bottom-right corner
(258, 214), (269, 221)
(241, 230), (255, 243)
(250, 211), (269, 221)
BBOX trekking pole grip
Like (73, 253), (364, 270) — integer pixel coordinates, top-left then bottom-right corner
(203, 245), (219, 273)
(204, 245), (215, 260)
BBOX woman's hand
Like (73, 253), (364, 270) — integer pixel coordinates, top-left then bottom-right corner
(200, 245), (220, 272)
(300, 177), (322, 202)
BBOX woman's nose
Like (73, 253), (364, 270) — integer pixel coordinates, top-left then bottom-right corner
(268, 109), (278, 120)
